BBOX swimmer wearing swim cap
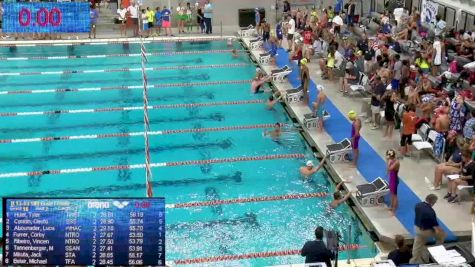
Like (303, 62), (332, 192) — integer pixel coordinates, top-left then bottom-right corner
(299, 155), (328, 179)
(348, 110), (361, 167)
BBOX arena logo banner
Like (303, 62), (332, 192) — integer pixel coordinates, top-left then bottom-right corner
(2, 2), (90, 33)
(421, 0), (438, 24)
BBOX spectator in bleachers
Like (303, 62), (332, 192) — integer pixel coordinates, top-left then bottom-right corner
(463, 110), (475, 140)
(449, 95), (466, 133)
(434, 15), (446, 38)
(445, 149), (475, 203)
(426, 132), (463, 190)
(341, 61), (358, 94)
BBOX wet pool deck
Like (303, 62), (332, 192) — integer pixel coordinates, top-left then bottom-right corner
(242, 37), (472, 248)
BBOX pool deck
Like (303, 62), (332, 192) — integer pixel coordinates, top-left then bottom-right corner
(241, 37), (473, 245)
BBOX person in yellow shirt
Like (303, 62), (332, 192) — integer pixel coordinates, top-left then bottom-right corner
(146, 7), (155, 36)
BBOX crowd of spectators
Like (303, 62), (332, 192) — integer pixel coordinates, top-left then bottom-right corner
(258, 0), (475, 201)
(255, 0), (475, 265)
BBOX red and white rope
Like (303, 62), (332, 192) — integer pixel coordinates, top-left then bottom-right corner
(0, 49), (243, 61)
(0, 154), (305, 179)
(140, 39), (153, 198)
(0, 80), (252, 96)
(0, 100), (265, 117)
(166, 192), (328, 209)
(172, 245), (365, 265)
(0, 63), (249, 76)
(0, 123), (281, 144)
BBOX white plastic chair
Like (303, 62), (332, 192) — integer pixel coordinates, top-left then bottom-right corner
(412, 130), (436, 161)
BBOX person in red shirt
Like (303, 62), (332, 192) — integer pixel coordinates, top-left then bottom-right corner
(302, 26), (314, 61)
(400, 104), (418, 157)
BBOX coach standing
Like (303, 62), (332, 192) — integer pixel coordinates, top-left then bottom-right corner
(410, 194), (446, 264)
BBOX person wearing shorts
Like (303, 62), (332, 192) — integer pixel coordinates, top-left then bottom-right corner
(286, 15), (295, 52)
(401, 104), (417, 157)
(127, 2), (139, 37)
(154, 7), (162, 36)
(161, 6), (172, 36)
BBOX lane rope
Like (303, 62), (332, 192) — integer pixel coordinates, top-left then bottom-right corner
(0, 63), (250, 76)
(171, 245), (365, 265)
(0, 154), (305, 178)
(0, 36), (235, 47)
(0, 49), (244, 61)
(0, 123), (281, 144)
(166, 192), (328, 209)
(0, 99), (265, 117)
(0, 80), (252, 96)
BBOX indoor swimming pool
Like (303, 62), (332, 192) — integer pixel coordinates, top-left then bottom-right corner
(0, 39), (377, 266)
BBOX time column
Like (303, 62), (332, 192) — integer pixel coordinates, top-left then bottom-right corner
(128, 211), (144, 265)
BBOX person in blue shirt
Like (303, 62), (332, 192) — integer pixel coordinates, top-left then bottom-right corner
(275, 21), (283, 47)
(161, 6), (172, 36)
(89, 4), (99, 39)
(154, 7), (162, 36)
(410, 194), (446, 264)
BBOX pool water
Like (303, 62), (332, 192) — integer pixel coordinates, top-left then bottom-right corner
(0, 40), (377, 266)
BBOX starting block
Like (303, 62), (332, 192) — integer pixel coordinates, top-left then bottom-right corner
(286, 86), (303, 103)
(325, 138), (352, 163)
(259, 52), (271, 64)
(356, 177), (389, 207)
(238, 25), (257, 37)
(249, 38), (263, 50)
(303, 111), (331, 129)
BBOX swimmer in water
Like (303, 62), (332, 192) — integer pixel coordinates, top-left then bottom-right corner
(266, 93), (284, 110)
(231, 49), (238, 58)
(299, 155), (327, 179)
(329, 181), (354, 209)
(264, 122), (282, 140)
(252, 72), (271, 94)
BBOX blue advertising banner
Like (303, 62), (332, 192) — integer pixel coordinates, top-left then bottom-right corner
(3, 198), (165, 266)
(2, 2), (90, 33)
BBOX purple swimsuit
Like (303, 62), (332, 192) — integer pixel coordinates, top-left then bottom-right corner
(388, 160), (399, 195)
(351, 122), (360, 149)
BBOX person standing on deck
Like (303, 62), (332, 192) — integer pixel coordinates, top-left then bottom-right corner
(300, 58), (310, 105)
(410, 194), (446, 264)
(203, 0), (213, 34)
(348, 110), (361, 167)
(312, 85), (326, 133)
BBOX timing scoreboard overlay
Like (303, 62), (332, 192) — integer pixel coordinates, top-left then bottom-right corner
(3, 198), (165, 266)
(2, 2), (90, 33)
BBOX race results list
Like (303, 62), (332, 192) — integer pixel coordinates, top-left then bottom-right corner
(3, 198), (165, 266)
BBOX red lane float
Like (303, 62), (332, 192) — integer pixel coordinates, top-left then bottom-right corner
(0, 154), (305, 178)
(0, 49), (244, 61)
(169, 192), (328, 209)
(0, 123), (282, 144)
(0, 99), (265, 117)
(0, 79), (252, 95)
(173, 245), (365, 265)
(0, 63), (249, 76)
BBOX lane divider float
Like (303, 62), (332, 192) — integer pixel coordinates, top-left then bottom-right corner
(166, 192), (328, 209)
(0, 99), (264, 117)
(0, 63), (250, 76)
(0, 154), (305, 178)
(0, 80), (252, 96)
(0, 36), (234, 47)
(0, 123), (282, 144)
(171, 245), (365, 265)
(0, 49), (244, 61)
